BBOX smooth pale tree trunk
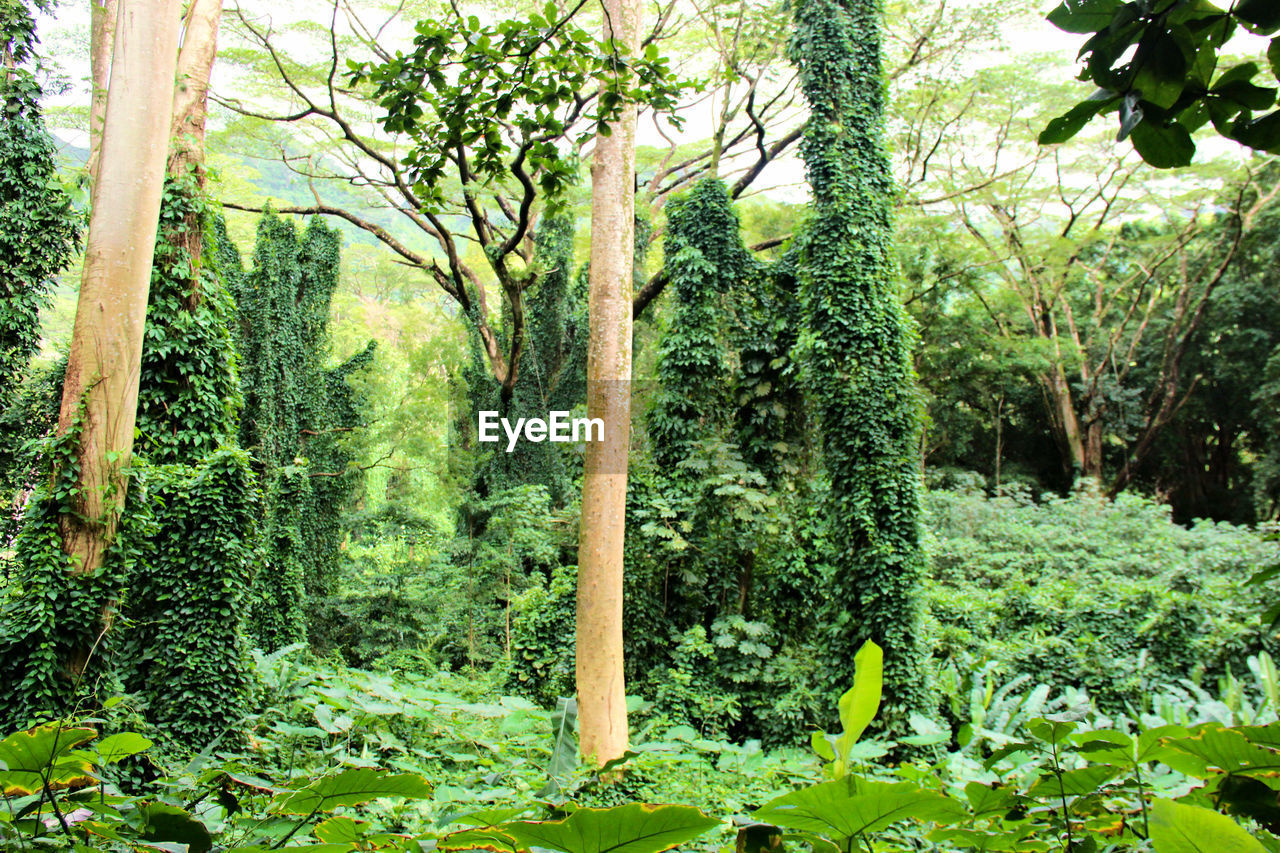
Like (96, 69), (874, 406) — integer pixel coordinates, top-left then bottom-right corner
(87, 0), (119, 188)
(57, 0), (181, 585)
(166, 0), (222, 306)
(168, 0), (220, 181)
(576, 0), (639, 768)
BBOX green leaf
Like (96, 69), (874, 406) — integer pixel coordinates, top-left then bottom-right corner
(963, 782), (1017, 818)
(95, 732), (153, 764)
(1132, 32), (1190, 109)
(1026, 765), (1119, 798)
(1027, 716), (1078, 745)
(1039, 90), (1118, 144)
(810, 731), (836, 762)
(1129, 120), (1196, 167)
(753, 777), (966, 842)
(437, 826), (521, 852)
(830, 640), (882, 774)
(1047, 0), (1122, 34)
(1165, 724), (1280, 776)
(1235, 0), (1280, 33)
(1217, 775), (1280, 834)
(1269, 38), (1280, 81)
(1213, 79), (1278, 110)
(542, 696), (578, 796)
(1149, 798), (1266, 852)
(1233, 110), (1280, 152)
(314, 816), (367, 843)
(141, 803), (213, 853)
(736, 823), (784, 853)
(270, 768), (432, 814)
(501, 804), (720, 853)
(0, 725), (97, 795)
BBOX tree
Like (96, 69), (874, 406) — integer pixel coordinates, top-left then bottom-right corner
(55, 0), (181, 627)
(576, 0), (639, 768)
(790, 0), (932, 734)
(229, 211), (374, 648)
(1041, 0), (1280, 166)
(0, 0), (80, 532)
(219, 0), (683, 406)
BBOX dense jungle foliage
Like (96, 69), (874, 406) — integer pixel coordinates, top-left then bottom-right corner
(3, 0), (1280, 849)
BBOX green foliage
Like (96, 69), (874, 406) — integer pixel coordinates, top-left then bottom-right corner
(924, 487), (1280, 713)
(15, 640), (1280, 851)
(790, 0), (931, 733)
(0, 0), (77, 411)
(230, 211), (374, 648)
(0, 0), (80, 563)
(466, 207), (585, 508)
(116, 448), (260, 747)
(1041, 0), (1280, 165)
(649, 179), (756, 470)
(509, 562), (578, 707)
(348, 6), (686, 209)
(134, 177), (242, 461)
(0, 409), (151, 729)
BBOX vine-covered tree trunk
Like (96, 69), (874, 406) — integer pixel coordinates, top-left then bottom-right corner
(56, 0), (180, 590)
(790, 0), (932, 734)
(576, 0), (639, 768)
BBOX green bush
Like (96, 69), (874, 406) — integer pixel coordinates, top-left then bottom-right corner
(924, 486), (1280, 713)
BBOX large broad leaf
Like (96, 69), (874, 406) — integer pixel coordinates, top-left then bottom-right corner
(1026, 765), (1119, 799)
(437, 826), (522, 853)
(1164, 725), (1280, 777)
(270, 767), (432, 814)
(94, 732), (153, 764)
(539, 697), (579, 799)
(827, 641), (882, 776)
(0, 724), (97, 795)
(1149, 798), (1266, 852)
(1130, 120), (1196, 167)
(1047, 0), (1121, 33)
(1235, 0), (1280, 33)
(141, 803), (214, 853)
(501, 803), (720, 853)
(752, 777), (965, 842)
(1039, 90), (1118, 144)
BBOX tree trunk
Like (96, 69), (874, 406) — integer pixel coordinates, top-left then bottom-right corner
(57, 0), (181, 580)
(576, 0), (638, 769)
(168, 0), (220, 182)
(1044, 365), (1087, 478)
(165, 0), (222, 307)
(87, 0), (119, 189)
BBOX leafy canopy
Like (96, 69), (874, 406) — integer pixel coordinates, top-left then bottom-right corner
(1041, 0), (1280, 166)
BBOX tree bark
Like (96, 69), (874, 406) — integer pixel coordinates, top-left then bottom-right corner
(58, 0), (181, 579)
(87, 0), (119, 189)
(168, 0), (221, 182)
(576, 0), (638, 769)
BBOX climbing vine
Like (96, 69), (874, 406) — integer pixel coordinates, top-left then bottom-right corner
(790, 0), (932, 733)
(230, 212), (374, 649)
(116, 448), (259, 746)
(134, 177), (242, 461)
(0, 0), (80, 569)
(648, 179), (752, 470)
(0, 406), (150, 729)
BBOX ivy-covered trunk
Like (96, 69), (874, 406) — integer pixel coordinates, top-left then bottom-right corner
(790, 0), (933, 734)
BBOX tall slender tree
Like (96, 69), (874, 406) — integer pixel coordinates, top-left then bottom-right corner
(576, 0), (640, 767)
(57, 0), (181, 592)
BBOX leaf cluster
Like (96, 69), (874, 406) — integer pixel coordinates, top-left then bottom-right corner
(1041, 0), (1280, 166)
